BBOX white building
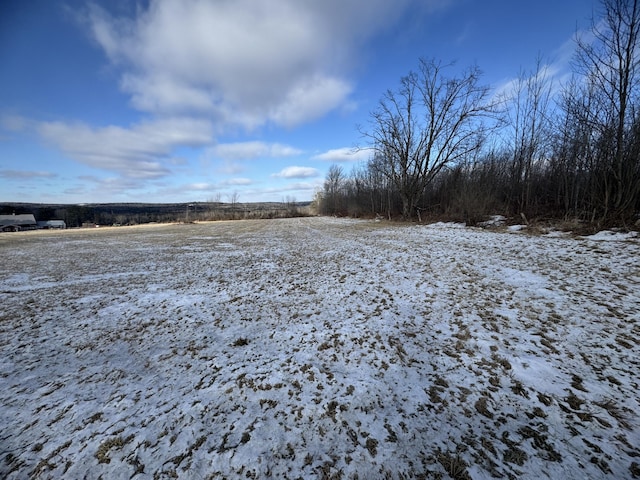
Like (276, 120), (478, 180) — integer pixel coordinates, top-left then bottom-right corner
(37, 220), (66, 229)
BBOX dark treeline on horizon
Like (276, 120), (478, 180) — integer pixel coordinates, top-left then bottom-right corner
(317, 0), (640, 230)
(0, 201), (310, 228)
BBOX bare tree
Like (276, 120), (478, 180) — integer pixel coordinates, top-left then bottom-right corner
(284, 195), (298, 216)
(227, 191), (240, 218)
(551, 76), (602, 219)
(364, 58), (495, 219)
(502, 57), (555, 215)
(207, 192), (222, 220)
(323, 164), (345, 215)
(574, 0), (640, 223)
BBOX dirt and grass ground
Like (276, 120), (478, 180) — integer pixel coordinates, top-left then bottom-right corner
(1, 217), (638, 479)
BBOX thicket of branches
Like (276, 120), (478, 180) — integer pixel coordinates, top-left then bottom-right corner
(316, 0), (640, 229)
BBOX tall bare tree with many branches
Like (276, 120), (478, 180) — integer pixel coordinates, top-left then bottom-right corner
(574, 0), (640, 223)
(502, 58), (555, 216)
(363, 58), (496, 219)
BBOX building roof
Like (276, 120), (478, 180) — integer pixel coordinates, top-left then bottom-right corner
(0, 214), (37, 228)
(37, 220), (66, 228)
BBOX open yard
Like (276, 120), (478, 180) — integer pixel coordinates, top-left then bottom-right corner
(1, 217), (638, 479)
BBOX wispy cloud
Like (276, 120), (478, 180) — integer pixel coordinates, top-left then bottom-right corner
(204, 141), (303, 178)
(55, 175), (153, 202)
(273, 166), (320, 179)
(312, 147), (373, 163)
(1, 114), (30, 132)
(185, 182), (214, 191)
(492, 62), (558, 102)
(235, 181), (322, 201)
(208, 141), (302, 161)
(491, 24), (594, 102)
(215, 161), (246, 175)
(225, 178), (253, 186)
(0, 170), (57, 179)
(36, 117), (213, 179)
(286, 181), (322, 192)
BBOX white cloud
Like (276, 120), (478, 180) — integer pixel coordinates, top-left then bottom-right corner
(37, 117), (213, 179)
(226, 178), (253, 186)
(286, 181), (322, 192)
(273, 166), (320, 179)
(81, 0), (420, 129)
(493, 61), (561, 103)
(208, 142), (302, 161)
(312, 147), (373, 163)
(186, 182), (213, 191)
(121, 74), (215, 114)
(14, 0), (453, 202)
(269, 76), (352, 128)
(215, 161), (246, 175)
(229, 180), (322, 202)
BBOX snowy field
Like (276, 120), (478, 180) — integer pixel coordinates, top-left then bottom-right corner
(1, 217), (638, 480)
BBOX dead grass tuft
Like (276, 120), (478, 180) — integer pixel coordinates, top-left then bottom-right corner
(475, 396), (494, 419)
(503, 446), (528, 466)
(565, 391), (586, 410)
(537, 392), (553, 406)
(438, 451), (471, 480)
(95, 435), (134, 464)
(365, 437), (378, 457)
(595, 398), (634, 430)
(231, 337), (249, 347)
(491, 353), (512, 371)
(511, 379), (529, 398)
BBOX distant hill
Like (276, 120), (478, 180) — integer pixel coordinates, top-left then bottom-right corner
(0, 201), (313, 228)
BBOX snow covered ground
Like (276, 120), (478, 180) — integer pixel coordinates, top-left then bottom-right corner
(1, 217), (638, 479)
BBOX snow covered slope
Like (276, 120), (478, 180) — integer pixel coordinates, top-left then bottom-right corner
(1, 217), (638, 479)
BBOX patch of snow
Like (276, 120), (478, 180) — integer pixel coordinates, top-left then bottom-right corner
(545, 229), (572, 238)
(478, 214), (506, 227)
(426, 221), (467, 229)
(584, 230), (639, 241)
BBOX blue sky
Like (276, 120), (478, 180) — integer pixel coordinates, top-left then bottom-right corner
(1, 0), (597, 204)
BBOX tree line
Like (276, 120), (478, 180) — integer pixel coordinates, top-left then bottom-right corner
(1, 200), (309, 228)
(316, 0), (640, 229)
